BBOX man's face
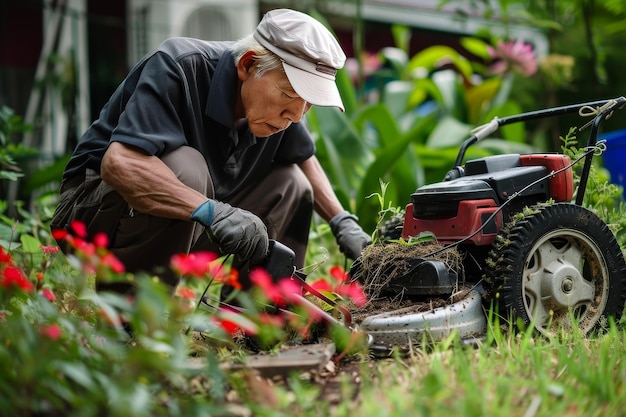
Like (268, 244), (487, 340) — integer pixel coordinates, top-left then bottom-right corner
(238, 64), (312, 137)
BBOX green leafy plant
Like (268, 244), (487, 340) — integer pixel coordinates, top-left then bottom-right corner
(307, 24), (540, 235)
(0, 106), (37, 184)
(560, 126), (626, 245)
(0, 214), (370, 416)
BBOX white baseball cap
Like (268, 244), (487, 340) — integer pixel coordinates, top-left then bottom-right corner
(253, 9), (346, 112)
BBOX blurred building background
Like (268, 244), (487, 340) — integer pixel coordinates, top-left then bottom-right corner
(0, 0), (545, 173)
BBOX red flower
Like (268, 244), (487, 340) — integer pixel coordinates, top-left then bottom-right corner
(307, 266), (368, 308)
(214, 306), (258, 335)
(72, 238), (96, 257)
(51, 229), (68, 241)
(170, 251), (218, 277)
(100, 253), (125, 274)
(70, 220), (87, 238)
(176, 286), (196, 300)
(0, 247), (11, 263)
(40, 324), (62, 340)
(216, 317), (239, 335)
(1, 265), (34, 292)
(339, 281), (367, 308)
(218, 268), (242, 290)
(330, 266), (349, 283)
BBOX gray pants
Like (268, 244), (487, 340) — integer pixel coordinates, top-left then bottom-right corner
(51, 146), (313, 289)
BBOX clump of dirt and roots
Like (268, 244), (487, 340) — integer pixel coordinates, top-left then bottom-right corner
(348, 241), (465, 321)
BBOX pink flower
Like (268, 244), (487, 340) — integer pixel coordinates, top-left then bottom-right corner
(487, 39), (538, 77)
(40, 324), (62, 340)
(40, 245), (60, 255)
(345, 52), (382, 82)
(41, 289), (56, 302)
(100, 253), (125, 274)
(276, 278), (303, 303)
(250, 268), (284, 305)
(93, 233), (109, 249)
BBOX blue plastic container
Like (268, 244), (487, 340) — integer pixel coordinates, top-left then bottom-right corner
(601, 128), (626, 200)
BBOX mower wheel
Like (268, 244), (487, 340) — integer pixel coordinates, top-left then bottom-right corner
(484, 203), (626, 335)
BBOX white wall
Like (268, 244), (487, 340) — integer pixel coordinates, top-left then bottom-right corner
(126, 0), (259, 63)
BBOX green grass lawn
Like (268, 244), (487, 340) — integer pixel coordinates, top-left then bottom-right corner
(244, 317), (626, 417)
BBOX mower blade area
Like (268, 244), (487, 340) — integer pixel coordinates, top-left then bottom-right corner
(360, 289), (486, 350)
(384, 259), (457, 296)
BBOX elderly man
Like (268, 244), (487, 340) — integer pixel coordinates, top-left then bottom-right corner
(51, 9), (370, 291)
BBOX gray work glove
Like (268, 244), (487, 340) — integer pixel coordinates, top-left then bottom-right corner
(191, 200), (269, 265)
(329, 211), (372, 260)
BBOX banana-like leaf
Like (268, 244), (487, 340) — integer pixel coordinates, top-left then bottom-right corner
(307, 106), (372, 208)
(466, 78), (502, 124)
(356, 114), (437, 231)
(426, 116), (472, 148)
(406, 45), (474, 80)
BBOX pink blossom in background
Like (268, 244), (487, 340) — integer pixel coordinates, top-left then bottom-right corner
(40, 245), (60, 255)
(487, 39), (538, 77)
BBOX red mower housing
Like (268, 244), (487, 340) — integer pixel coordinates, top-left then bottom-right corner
(402, 154), (573, 245)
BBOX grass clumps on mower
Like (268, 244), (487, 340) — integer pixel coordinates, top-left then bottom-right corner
(350, 239), (463, 302)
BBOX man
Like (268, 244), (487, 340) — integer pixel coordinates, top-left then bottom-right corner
(51, 9), (371, 291)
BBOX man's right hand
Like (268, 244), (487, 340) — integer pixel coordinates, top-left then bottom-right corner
(191, 200), (269, 265)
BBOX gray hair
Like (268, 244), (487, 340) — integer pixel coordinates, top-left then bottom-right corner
(231, 34), (283, 78)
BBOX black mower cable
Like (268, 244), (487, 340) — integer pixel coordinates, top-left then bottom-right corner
(185, 254), (231, 336)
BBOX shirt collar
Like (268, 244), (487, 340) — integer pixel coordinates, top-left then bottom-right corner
(205, 50), (237, 130)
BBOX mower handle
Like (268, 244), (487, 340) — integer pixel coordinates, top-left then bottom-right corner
(452, 96), (626, 168)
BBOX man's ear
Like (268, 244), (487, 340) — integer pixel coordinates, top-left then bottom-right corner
(237, 50), (257, 80)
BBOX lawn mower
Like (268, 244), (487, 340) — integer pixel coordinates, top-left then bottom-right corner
(197, 97), (626, 354)
(350, 96), (626, 348)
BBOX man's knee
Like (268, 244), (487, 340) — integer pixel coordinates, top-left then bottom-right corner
(277, 165), (313, 202)
(161, 146), (213, 196)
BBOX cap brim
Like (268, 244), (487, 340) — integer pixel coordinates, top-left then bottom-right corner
(283, 62), (345, 112)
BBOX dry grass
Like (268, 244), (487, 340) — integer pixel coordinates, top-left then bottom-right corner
(350, 241), (463, 301)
